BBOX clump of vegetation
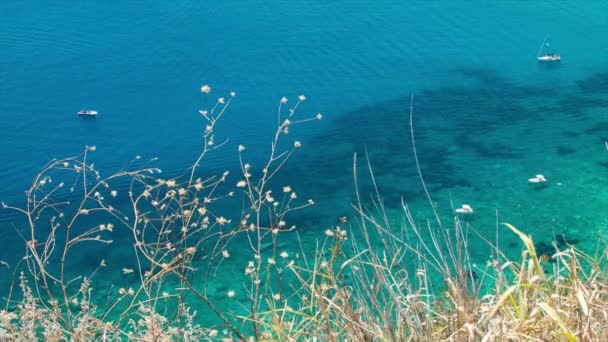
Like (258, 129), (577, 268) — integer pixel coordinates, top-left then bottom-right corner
(1, 87), (607, 341)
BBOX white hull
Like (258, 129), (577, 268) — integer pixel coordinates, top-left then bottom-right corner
(528, 174), (547, 183)
(537, 54), (560, 62)
(455, 204), (473, 214)
(78, 110), (98, 116)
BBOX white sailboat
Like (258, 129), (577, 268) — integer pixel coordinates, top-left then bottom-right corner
(77, 110), (98, 116)
(537, 36), (560, 62)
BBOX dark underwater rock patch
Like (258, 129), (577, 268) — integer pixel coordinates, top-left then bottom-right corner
(534, 233), (579, 262)
(562, 130), (580, 137)
(576, 71), (608, 94)
(585, 122), (608, 135)
(556, 146), (576, 155)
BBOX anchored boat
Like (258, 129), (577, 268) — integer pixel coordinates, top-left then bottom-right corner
(77, 110), (98, 116)
(537, 54), (560, 62)
(537, 36), (560, 62)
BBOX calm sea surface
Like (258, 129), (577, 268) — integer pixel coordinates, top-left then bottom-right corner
(1, 0), (608, 322)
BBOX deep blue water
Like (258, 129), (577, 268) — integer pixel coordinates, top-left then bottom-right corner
(1, 0), (608, 324)
(2, 1), (606, 194)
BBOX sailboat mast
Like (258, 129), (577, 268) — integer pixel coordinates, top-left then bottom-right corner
(537, 35), (549, 58)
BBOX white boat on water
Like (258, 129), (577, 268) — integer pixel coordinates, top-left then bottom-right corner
(78, 110), (98, 116)
(537, 36), (560, 62)
(455, 204), (474, 214)
(528, 174), (547, 183)
(537, 54), (560, 62)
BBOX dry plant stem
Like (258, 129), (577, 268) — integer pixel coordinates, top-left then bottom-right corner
(408, 94), (441, 229)
(188, 97), (233, 186)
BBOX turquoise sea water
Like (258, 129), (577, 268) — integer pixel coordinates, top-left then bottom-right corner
(1, 0), (608, 327)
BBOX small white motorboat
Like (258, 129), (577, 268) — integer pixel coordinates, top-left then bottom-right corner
(528, 174), (547, 183)
(455, 204), (474, 214)
(78, 110), (98, 116)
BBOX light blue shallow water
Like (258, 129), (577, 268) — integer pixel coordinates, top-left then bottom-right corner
(1, 0), (608, 325)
